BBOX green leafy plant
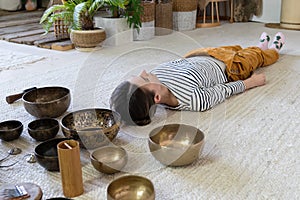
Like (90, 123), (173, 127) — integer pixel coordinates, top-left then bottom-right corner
(40, 0), (141, 34)
(104, 0), (143, 32)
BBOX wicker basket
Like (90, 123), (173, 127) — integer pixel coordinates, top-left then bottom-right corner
(141, 1), (155, 22)
(155, 1), (173, 35)
(54, 18), (69, 39)
(172, 0), (198, 12)
(49, 0), (70, 39)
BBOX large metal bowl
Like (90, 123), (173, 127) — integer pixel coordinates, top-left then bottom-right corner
(60, 108), (121, 149)
(22, 86), (71, 118)
(148, 124), (205, 166)
(107, 175), (155, 200)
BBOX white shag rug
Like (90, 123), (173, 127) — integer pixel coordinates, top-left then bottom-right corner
(0, 49), (45, 72)
(0, 22), (299, 200)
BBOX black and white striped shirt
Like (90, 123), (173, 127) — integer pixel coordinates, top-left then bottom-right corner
(151, 56), (245, 111)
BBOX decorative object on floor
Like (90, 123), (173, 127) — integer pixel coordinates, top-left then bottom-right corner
(148, 123), (205, 166)
(172, 0), (198, 31)
(197, 0), (233, 28)
(0, 120), (23, 141)
(70, 28), (106, 51)
(25, 0), (38, 11)
(40, 0), (128, 50)
(0, 183), (43, 200)
(60, 108), (121, 149)
(27, 118), (59, 141)
(0, 0), (22, 11)
(155, 0), (173, 35)
(57, 140), (84, 198)
(0, 147), (22, 168)
(34, 138), (69, 171)
(90, 146), (128, 174)
(22, 86), (70, 118)
(280, 0), (300, 30)
(133, 0), (155, 41)
(94, 16), (133, 46)
(94, 0), (143, 46)
(107, 175), (155, 200)
(233, 0), (261, 22)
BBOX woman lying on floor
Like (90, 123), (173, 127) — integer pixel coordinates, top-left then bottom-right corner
(110, 32), (286, 126)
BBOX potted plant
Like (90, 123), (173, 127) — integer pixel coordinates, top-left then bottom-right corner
(94, 0), (143, 46)
(40, 0), (128, 50)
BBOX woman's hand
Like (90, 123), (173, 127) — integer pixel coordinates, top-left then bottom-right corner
(243, 73), (266, 90)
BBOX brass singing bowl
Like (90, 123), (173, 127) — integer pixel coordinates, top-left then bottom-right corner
(22, 86), (71, 118)
(34, 137), (69, 171)
(90, 146), (127, 174)
(28, 118), (59, 141)
(107, 175), (155, 200)
(148, 124), (205, 166)
(61, 108), (121, 149)
(0, 120), (23, 141)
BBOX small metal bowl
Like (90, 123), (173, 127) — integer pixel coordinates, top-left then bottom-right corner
(34, 137), (68, 171)
(107, 175), (155, 200)
(22, 86), (71, 118)
(61, 108), (121, 149)
(90, 146), (127, 174)
(28, 118), (59, 141)
(148, 124), (205, 166)
(0, 120), (23, 141)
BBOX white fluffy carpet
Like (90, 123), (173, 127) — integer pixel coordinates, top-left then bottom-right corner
(0, 22), (299, 199)
(0, 49), (45, 72)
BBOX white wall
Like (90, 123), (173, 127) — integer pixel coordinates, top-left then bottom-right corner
(251, 0), (282, 23)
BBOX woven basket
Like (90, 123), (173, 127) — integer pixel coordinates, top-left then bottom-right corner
(54, 18), (69, 39)
(141, 1), (155, 22)
(49, 0), (70, 39)
(172, 0), (198, 12)
(155, 2), (173, 35)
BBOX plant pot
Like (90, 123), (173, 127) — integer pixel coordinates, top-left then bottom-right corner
(280, 0), (300, 30)
(70, 28), (106, 51)
(94, 16), (133, 46)
(133, 1), (155, 41)
(155, 2), (173, 36)
(172, 0), (197, 31)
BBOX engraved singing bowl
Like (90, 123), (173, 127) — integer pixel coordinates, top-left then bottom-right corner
(60, 108), (121, 149)
(148, 124), (205, 166)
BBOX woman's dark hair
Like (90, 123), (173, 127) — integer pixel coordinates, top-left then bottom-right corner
(110, 81), (156, 126)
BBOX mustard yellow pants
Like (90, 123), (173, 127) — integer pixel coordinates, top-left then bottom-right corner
(184, 45), (279, 81)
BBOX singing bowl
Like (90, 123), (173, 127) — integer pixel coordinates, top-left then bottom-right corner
(90, 146), (128, 174)
(60, 108), (121, 149)
(148, 124), (205, 166)
(28, 118), (59, 141)
(34, 137), (69, 171)
(107, 175), (155, 200)
(22, 86), (71, 118)
(0, 120), (23, 141)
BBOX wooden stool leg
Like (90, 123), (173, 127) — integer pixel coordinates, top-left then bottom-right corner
(230, 0), (234, 23)
(211, 1), (214, 23)
(216, 2), (219, 23)
(203, 5), (206, 23)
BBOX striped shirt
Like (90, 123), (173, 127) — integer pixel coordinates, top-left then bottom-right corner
(151, 56), (245, 111)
